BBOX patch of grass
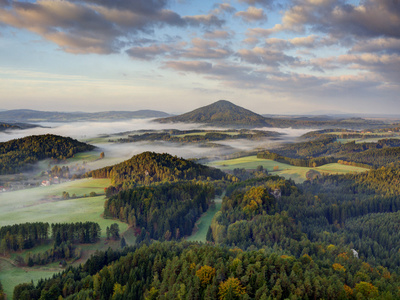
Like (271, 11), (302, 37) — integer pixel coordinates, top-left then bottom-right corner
(0, 258), (57, 299)
(187, 197), (222, 243)
(0, 178), (127, 237)
(208, 156), (368, 183)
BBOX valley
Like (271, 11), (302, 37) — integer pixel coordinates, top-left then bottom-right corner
(2, 101), (400, 299)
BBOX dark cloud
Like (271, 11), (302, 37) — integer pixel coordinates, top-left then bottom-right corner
(351, 38), (400, 54)
(183, 14), (225, 27)
(0, 0), (9, 7)
(127, 44), (174, 60)
(235, 6), (267, 22)
(274, 0), (400, 39)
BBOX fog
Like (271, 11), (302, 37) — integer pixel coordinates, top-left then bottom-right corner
(0, 119), (315, 165)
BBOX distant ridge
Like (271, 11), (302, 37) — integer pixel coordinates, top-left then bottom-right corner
(156, 100), (269, 127)
(0, 109), (171, 122)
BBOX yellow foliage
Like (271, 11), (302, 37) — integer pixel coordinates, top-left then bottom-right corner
(337, 252), (349, 260)
(354, 281), (379, 298)
(344, 284), (353, 297)
(196, 265), (216, 286)
(219, 277), (246, 300)
(327, 244), (336, 251)
(189, 262), (196, 270)
(280, 255), (294, 260)
(332, 263), (346, 272)
(112, 283), (126, 298)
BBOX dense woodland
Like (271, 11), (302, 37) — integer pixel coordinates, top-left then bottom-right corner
(104, 182), (216, 240)
(115, 129), (281, 143)
(0, 134), (94, 174)
(13, 241), (400, 300)
(88, 152), (230, 190)
(259, 136), (400, 168)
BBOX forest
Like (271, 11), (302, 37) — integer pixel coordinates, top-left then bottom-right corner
(258, 136), (400, 168)
(88, 151), (230, 190)
(115, 129), (281, 143)
(104, 182), (216, 241)
(7, 129), (400, 299)
(0, 134), (94, 174)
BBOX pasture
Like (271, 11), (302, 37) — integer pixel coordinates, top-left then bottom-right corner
(0, 178), (132, 298)
(187, 197), (223, 243)
(208, 156), (368, 183)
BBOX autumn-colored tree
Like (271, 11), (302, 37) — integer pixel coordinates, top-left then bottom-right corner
(354, 282), (379, 299)
(196, 265), (216, 286)
(218, 277), (246, 300)
(332, 263), (346, 272)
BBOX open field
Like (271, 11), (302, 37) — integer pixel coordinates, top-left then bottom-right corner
(208, 156), (369, 183)
(0, 258), (57, 299)
(0, 178), (128, 237)
(0, 177), (132, 298)
(187, 197), (223, 243)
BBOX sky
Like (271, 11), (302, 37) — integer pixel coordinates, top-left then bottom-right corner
(0, 0), (399, 114)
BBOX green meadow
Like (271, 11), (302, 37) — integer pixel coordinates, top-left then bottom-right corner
(0, 178), (127, 236)
(208, 156), (368, 183)
(0, 178), (132, 298)
(187, 197), (223, 243)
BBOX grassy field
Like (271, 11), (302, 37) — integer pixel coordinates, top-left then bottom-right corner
(187, 197), (223, 243)
(208, 156), (368, 183)
(0, 177), (132, 298)
(0, 178), (127, 236)
(0, 258), (57, 299)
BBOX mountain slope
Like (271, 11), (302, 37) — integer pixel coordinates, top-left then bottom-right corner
(156, 100), (269, 126)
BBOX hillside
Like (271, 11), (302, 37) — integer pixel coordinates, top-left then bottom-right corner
(0, 134), (95, 174)
(88, 151), (228, 189)
(156, 100), (269, 127)
(0, 109), (170, 122)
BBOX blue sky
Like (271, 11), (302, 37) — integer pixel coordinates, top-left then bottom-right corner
(0, 0), (399, 114)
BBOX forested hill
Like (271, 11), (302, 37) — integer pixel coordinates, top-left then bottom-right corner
(0, 134), (94, 174)
(156, 100), (270, 127)
(0, 122), (21, 131)
(88, 152), (229, 189)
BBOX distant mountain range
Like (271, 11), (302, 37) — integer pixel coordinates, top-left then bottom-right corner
(156, 100), (390, 129)
(0, 109), (171, 123)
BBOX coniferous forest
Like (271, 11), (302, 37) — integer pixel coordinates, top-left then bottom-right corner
(8, 146), (400, 299)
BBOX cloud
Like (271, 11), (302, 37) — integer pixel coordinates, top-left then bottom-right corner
(163, 61), (213, 73)
(237, 47), (296, 66)
(246, 27), (273, 38)
(212, 3), (236, 15)
(203, 30), (233, 40)
(271, 0), (400, 39)
(235, 6), (267, 22)
(351, 37), (400, 54)
(289, 35), (317, 48)
(183, 14), (225, 27)
(238, 0), (276, 8)
(0, 0), (224, 54)
(126, 44), (175, 60)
